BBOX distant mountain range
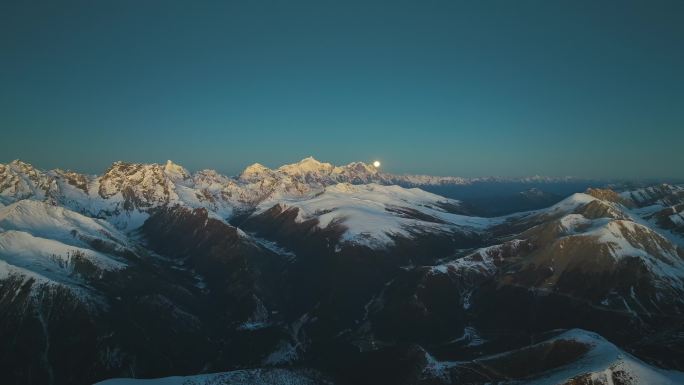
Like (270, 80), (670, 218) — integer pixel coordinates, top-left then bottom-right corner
(0, 157), (607, 222)
(1, 157), (684, 385)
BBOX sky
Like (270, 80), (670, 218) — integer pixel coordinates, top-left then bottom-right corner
(1, 0), (683, 178)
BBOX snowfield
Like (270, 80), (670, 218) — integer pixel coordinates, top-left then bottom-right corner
(0, 200), (128, 249)
(0, 200), (128, 295)
(0, 230), (126, 284)
(259, 183), (498, 248)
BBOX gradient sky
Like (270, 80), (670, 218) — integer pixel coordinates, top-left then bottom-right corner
(1, 0), (683, 178)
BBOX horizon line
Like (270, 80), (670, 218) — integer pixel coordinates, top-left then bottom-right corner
(3, 157), (683, 184)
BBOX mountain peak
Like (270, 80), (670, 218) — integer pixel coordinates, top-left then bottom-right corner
(239, 163), (272, 181)
(343, 161), (379, 174)
(163, 160), (190, 180)
(7, 159), (35, 171)
(585, 188), (634, 207)
(278, 156), (334, 175)
(243, 162), (269, 172)
(300, 156), (320, 163)
(295, 156), (327, 167)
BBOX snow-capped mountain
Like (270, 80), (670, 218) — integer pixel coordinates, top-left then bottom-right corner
(421, 329), (684, 385)
(1, 157), (684, 385)
(248, 183), (492, 249)
(0, 160), (54, 203)
(344, 187), (684, 383)
(0, 157), (597, 226)
(0, 158), (482, 245)
(0, 200), (131, 296)
(620, 184), (684, 244)
(488, 190), (684, 321)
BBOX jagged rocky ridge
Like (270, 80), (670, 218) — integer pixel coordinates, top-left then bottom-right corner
(0, 157), (597, 226)
(1, 158), (684, 385)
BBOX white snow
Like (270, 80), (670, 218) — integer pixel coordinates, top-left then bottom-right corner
(0, 200), (128, 249)
(547, 193), (597, 214)
(419, 329), (684, 385)
(559, 213), (594, 233)
(553, 213), (684, 291)
(260, 183), (496, 248)
(163, 160), (190, 181)
(239, 163), (273, 181)
(496, 192), (600, 225)
(429, 239), (527, 277)
(278, 156), (335, 176)
(1, 158), (683, 259)
(0, 230), (126, 288)
(526, 329), (684, 385)
(0, 201), (127, 297)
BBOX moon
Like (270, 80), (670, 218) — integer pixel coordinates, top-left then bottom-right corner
(373, 161), (381, 168)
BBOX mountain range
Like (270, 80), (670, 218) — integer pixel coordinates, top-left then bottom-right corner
(1, 157), (683, 385)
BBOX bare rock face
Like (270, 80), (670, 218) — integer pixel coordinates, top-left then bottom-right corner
(0, 160), (54, 202)
(586, 188), (636, 208)
(623, 184), (684, 207)
(98, 162), (178, 207)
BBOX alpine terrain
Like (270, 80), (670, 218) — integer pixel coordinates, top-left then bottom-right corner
(1, 158), (683, 385)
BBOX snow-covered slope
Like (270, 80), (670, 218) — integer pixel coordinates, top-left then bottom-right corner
(0, 160), (54, 204)
(422, 329), (684, 385)
(0, 200), (129, 296)
(0, 200), (128, 249)
(1, 158), (487, 243)
(0, 160), (242, 229)
(0, 158), (597, 231)
(621, 184), (684, 207)
(619, 184), (684, 246)
(527, 329), (684, 385)
(417, 188), (684, 339)
(254, 183), (494, 248)
(0, 230), (125, 286)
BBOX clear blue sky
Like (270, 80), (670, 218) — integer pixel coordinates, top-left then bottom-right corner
(1, 0), (683, 178)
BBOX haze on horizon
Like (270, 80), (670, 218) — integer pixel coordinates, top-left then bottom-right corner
(2, 0), (683, 179)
